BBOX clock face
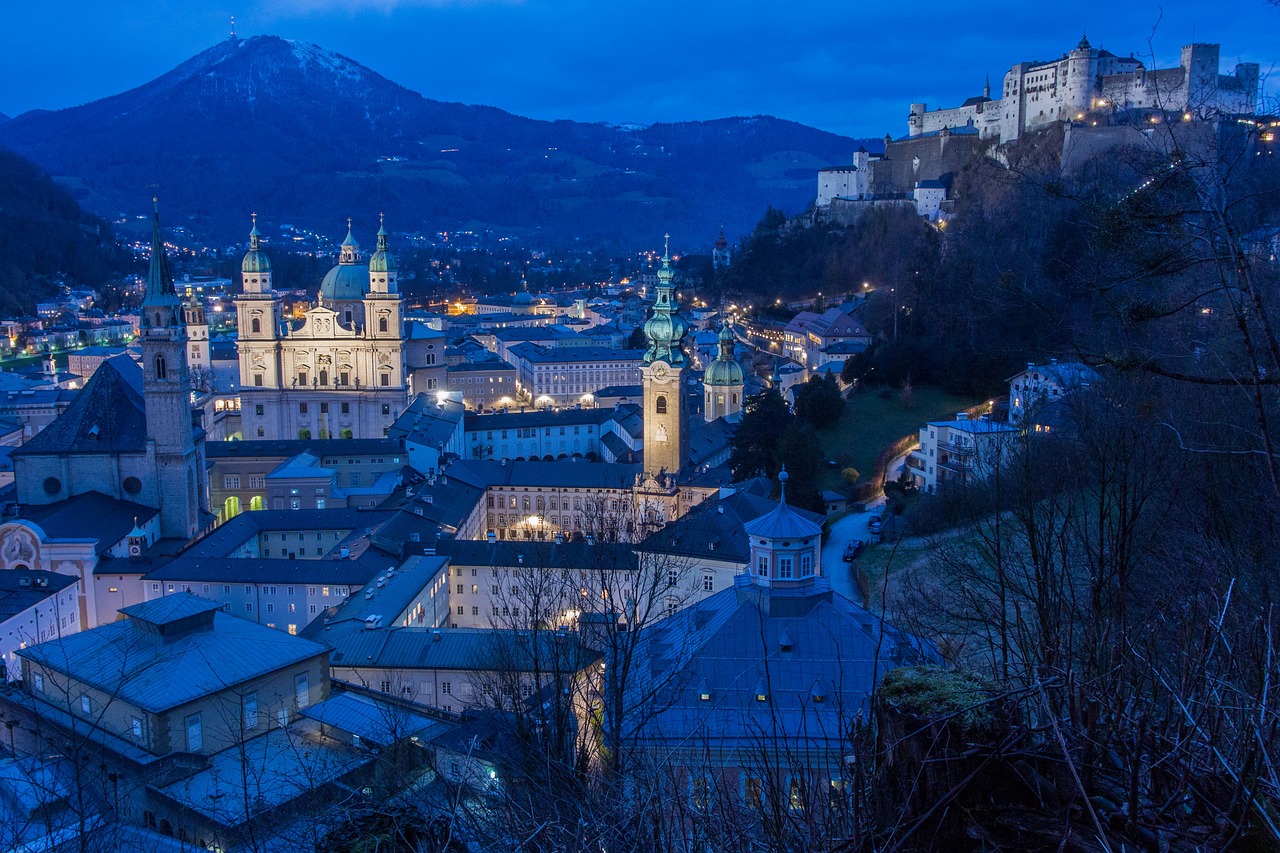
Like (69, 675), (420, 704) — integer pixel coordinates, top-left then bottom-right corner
(653, 364), (667, 379)
(129, 544), (142, 556)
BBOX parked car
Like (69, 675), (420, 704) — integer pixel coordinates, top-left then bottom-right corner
(842, 539), (865, 561)
(869, 514), (883, 534)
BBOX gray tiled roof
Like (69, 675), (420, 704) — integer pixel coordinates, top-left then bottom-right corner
(0, 570), (77, 621)
(204, 438), (403, 459)
(324, 625), (599, 674)
(19, 594), (330, 714)
(642, 491), (823, 564)
(144, 555), (387, 586)
(435, 539), (636, 572)
(13, 357), (146, 457)
(622, 577), (934, 751)
(446, 459), (641, 490)
(463, 407), (621, 432)
(178, 507), (394, 559)
(18, 492), (159, 555)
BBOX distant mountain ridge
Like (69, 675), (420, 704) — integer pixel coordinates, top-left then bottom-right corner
(0, 36), (876, 245)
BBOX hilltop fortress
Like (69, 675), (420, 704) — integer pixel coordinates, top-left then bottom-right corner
(817, 36), (1263, 220)
(910, 37), (1259, 143)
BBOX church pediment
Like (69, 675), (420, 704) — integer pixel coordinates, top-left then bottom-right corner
(292, 307), (359, 340)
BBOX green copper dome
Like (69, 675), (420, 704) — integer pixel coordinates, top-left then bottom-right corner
(321, 221), (369, 301)
(241, 216), (271, 274)
(368, 219), (396, 274)
(643, 236), (686, 366)
(705, 322), (743, 386)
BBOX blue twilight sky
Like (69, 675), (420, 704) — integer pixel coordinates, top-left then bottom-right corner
(2, 1), (1275, 138)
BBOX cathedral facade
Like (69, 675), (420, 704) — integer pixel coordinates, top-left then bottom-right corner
(237, 219), (410, 440)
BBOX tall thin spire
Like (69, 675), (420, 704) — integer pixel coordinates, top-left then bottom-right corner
(142, 198), (178, 308)
(778, 466), (789, 504)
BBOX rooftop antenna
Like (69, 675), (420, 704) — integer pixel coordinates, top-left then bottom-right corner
(230, 16), (237, 39)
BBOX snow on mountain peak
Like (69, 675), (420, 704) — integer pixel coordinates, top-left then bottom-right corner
(284, 39), (364, 83)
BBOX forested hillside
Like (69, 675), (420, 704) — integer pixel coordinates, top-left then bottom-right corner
(0, 147), (126, 313)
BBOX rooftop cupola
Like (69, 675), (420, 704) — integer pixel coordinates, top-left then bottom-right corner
(744, 468), (823, 587)
(339, 218), (361, 264)
(322, 218), (371, 303)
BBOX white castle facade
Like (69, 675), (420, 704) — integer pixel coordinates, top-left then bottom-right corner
(909, 37), (1260, 143)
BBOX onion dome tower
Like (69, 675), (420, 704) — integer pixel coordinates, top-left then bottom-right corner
(642, 235), (687, 476)
(703, 320), (744, 422)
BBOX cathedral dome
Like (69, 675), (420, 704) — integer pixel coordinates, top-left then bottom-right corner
(704, 355), (744, 387)
(320, 262), (370, 301)
(321, 221), (369, 301)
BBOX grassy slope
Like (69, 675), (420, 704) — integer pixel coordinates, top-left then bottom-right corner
(816, 385), (986, 492)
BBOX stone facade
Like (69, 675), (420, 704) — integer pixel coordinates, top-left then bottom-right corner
(237, 219), (410, 440)
(909, 38), (1259, 144)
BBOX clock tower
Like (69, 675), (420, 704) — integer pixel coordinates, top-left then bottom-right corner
(641, 236), (687, 477)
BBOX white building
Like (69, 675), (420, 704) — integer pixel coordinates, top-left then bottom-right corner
(909, 38), (1259, 143)
(1007, 359), (1102, 424)
(910, 412), (1020, 494)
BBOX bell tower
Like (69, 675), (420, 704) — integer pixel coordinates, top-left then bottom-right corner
(140, 200), (204, 539)
(641, 235), (687, 477)
(236, 214), (282, 440)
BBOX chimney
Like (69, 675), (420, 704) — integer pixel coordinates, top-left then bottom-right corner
(955, 412), (968, 421)
(431, 628), (442, 642)
(340, 546), (350, 558)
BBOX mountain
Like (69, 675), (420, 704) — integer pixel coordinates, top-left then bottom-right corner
(0, 36), (874, 245)
(0, 147), (127, 313)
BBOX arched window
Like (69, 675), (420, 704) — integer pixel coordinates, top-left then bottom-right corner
(732, 393), (739, 405)
(250, 318), (261, 334)
(656, 395), (667, 414)
(319, 370), (328, 386)
(378, 317), (388, 333)
(154, 355), (167, 380)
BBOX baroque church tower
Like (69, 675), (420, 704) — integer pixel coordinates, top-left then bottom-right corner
(140, 200), (206, 539)
(641, 236), (687, 476)
(703, 319), (744, 422)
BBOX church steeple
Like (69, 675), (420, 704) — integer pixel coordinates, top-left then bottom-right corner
(641, 233), (687, 477)
(642, 235), (687, 366)
(140, 199), (203, 540)
(141, 199), (182, 330)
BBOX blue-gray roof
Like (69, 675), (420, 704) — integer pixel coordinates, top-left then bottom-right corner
(20, 594), (331, 714)
(446, 459), (642, 490)
(320, 261), (369, 302)
(178, 507), (394, 559)
(17, 493), (158, 555)
(622, 576), (933, 751)
(12, 357), (146, 457)
(144, 555), (386, 586)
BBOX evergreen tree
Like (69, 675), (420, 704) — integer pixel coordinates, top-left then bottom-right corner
(776, 422), (824, 512)
(793, 374), (844, 428)
(728, 387), (792, 481)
